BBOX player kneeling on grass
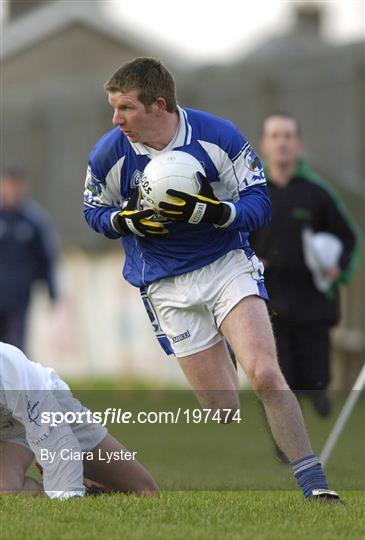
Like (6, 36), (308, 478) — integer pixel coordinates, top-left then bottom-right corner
(0, 342), (158, 499)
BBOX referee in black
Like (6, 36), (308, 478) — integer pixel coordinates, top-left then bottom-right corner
(250, 113), (359, 459)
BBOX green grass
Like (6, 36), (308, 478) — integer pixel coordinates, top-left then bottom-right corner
(73, 389), (365, 490)
(1, 391), (364, 539)
(1, 491), (364, 540)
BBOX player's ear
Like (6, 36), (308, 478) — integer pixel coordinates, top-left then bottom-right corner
(155, 97), (167, 112)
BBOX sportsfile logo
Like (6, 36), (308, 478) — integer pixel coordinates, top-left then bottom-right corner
(172, 330), (191, 344)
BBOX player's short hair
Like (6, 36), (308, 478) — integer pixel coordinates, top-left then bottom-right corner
(104, 57), (177, 113)
(262, 112), (302, 137)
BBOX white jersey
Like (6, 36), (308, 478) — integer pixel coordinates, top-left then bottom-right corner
(0, 343), (105, 499)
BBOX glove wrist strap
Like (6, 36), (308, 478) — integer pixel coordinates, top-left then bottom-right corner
(215, 202), (235, 228)
(188, 202), (207, 224)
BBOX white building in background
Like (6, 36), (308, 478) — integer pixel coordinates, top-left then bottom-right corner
(27, 250), (195, 385)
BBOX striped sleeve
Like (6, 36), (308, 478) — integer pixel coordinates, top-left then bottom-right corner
(199, 125), (271, 232)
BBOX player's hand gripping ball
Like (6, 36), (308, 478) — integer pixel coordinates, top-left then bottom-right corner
(140, 151), (232, 226)
(112, 188), (168, 237)
(140, 151), (202, 210)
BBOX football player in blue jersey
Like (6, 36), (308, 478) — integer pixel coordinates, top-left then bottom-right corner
(83, 57), (342, 502)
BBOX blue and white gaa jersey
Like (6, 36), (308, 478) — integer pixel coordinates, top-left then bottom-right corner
(84, 107), (272, 287)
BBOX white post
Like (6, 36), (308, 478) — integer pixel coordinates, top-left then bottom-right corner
(320, 363), (365, 467)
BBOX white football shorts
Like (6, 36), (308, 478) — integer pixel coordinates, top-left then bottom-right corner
(146, 249), (267, 357)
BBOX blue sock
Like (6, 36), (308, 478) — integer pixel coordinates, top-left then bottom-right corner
(291, 454), (329, 498)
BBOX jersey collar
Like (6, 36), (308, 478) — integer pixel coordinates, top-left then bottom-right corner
(128, 106), (192, 156)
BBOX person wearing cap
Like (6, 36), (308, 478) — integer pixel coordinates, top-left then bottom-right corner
(250, 113), (360, 437)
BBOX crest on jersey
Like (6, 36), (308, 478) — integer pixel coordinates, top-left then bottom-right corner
(84, 166), (107, 204)
(131, 170), (144, 189)
(243, 146), (261, 172)
(27, 397), (41, 426)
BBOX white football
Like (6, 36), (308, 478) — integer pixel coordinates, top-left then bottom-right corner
(140, 151), (204, 210)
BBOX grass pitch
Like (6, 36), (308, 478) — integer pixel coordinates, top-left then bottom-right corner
(1, 491), (364, 540)
(1, 390), (364, 539)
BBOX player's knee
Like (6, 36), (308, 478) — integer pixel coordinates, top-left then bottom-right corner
(250, 363), (284, 392)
